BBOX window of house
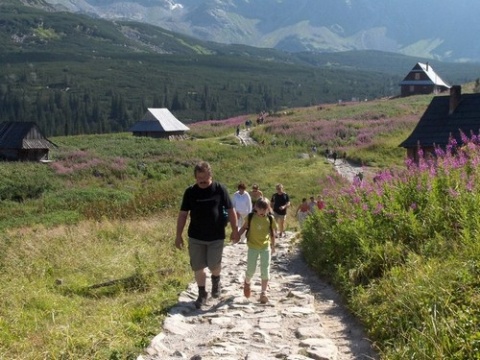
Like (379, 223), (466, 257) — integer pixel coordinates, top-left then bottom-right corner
(415, 73), (420, 80)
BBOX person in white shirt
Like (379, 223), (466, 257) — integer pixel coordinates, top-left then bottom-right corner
(232, 182), (252, 242)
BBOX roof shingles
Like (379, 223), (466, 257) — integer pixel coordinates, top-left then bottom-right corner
(0, 122), (54, 149)
(400, 90), (480, 148)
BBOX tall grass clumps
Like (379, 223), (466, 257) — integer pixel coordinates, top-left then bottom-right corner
(302, 134), (480, 358)
(0, 217), (191, 359)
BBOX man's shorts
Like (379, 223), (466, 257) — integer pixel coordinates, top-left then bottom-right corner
(188, 238), (224, 271)
(273, 212), (286, 221)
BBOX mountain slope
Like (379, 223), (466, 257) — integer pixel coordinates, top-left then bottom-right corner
(2, 0), (480, 138)
(31, 0), (480, 62)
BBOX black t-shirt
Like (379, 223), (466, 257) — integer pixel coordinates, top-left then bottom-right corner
(271, 192), (290, 215)
(180, 181), (233, 241)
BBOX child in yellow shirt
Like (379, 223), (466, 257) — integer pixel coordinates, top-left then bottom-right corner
(237, 197), (276, 303)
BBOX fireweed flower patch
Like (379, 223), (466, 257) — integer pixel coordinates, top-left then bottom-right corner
(302, 134), (480, 358)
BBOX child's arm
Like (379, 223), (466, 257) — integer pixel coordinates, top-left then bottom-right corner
(270, 230), (276, 253)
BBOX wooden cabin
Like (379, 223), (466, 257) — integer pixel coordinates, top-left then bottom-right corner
(400, 85), (480, 162)
(0, 122), (56, 161)
(399, 62), (450, 97)
(129, 108), (190, 139)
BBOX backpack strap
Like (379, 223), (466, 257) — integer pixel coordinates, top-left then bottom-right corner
(246, 212), (254, 235)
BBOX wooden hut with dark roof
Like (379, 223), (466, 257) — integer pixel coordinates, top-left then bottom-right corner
(399, 62), (451, 97)
(399, 85), (480, 162)
(129, 108), (190, 139)
(0, 122), (56, 161)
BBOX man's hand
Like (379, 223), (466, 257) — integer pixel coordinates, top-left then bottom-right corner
(230, 229), (240, 244)
(175, 236), (184, 250)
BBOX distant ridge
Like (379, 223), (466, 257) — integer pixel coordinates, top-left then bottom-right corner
(31, 0), (480, 63)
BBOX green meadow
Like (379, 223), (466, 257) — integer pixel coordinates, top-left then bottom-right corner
(1, 91), (479, 359)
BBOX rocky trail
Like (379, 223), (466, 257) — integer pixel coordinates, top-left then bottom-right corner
(138, 236), (378, 360)
(137, 129), (379, 360)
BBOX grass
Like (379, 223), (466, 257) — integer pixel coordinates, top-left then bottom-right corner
(2, 90), (472, 359)
(0, 217), (191, 359)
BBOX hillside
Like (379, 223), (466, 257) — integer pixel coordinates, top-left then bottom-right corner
(29, 0), (480, 62)
(1, 0), (480, 137)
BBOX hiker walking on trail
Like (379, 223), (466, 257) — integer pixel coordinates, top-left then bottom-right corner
(308, 196), (317, 214)
(249, 183), (264, 207)
(295, 198), (310, 228)
(232, 182), (252, 242)
(271, 183), (290, 238)
(237, 197), (276, 304)
(175, 161), (239, 309)
(316, 195), (325, 210)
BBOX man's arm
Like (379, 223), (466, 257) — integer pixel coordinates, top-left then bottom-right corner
(284, 194), (291, 210)
(228, 208), (240, 243)
(175, 210), (188, 249)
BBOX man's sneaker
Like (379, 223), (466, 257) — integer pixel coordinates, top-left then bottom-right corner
(243, 281), (251, 298)
(211, 276), (221, 298)
(194, 293), (208, 309)
(260, 292), (268, 304)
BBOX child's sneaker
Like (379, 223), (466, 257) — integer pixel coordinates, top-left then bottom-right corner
(259, 292), (268, 304)
(243, 281), (251, 298)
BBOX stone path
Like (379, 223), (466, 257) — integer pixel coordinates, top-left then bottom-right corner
(327, 158), (364, 183)
(138, 233), (379, 360)
(237, 128), (257, 146)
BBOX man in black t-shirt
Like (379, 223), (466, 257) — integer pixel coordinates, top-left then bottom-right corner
(271, 183), (290, 238)
(176, 161), (239, 309)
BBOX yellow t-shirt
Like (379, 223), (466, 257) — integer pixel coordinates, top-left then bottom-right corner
(247, 213), (275, 250)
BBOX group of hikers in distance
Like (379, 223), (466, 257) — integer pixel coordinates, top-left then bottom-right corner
(175, 161), (323, 309)
(295, 195), (325, 228)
